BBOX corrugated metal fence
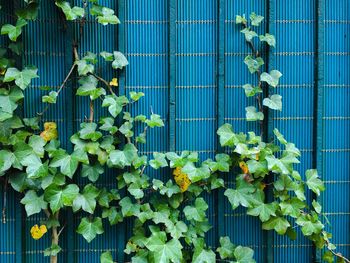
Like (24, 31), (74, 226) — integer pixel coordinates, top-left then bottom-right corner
(0, 0), (349, 262)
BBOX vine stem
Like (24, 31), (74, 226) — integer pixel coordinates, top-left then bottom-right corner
(2, 176), (8, 223)
(38, 47), (79, 118)
(91, 73), (116, 96)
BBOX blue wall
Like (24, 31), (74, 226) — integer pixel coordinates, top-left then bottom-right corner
(0, 0), (349, 262)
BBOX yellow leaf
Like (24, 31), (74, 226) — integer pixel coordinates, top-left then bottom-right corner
(109, 78), (118, 87)
(0, 68), (6, 75)
(30, 224), (47, 240)
(239, 161), (249, 174)
(40, 122), (58, 142)
(173, 167), (191, 192)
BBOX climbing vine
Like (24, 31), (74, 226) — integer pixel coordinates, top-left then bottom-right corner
(0, 2), (349, 263)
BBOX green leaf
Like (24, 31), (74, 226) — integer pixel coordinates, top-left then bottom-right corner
(192, 247), (216, 263)
(247, 201), (278, 222)
(217, 124), (241, 147)
(79, 122), (102, 141)
(250, 12), (264, 26)
(244, 55), (264, 74)
(130, 91), (144, 102)
(44, 244), (62, 257)
(81, 164), (104, 182)
(242, 84), (262, 97)
(55, 1), (84, 20)
(262, 216), (290, 235)
(28, 135), (46, 157)
(119, 197), (140, 217)
(235, 15), (247, 24)
(240, 28), (258, 42)
(306, 169), (325, 196)
(234, 246), (256, 263)
(20, 190), (47, 216)
(102, 95), (128, 118)
(217, 236), (235, 259)
(73, 184), (100, 214)
(100, 51), (114, 61)
(90, 4), (120, 25)
(145, 114), (164, 128)
(0, 87), (24, 121)
(279, 198), (305, 218)
(296, 215), (324, 236)
(76, 60), (94, 76)
(312, 200), (322, 214)
(183, 198), (208, 222)
(263, 94), (282, 111)
(145, 231), (182, 263)
(100, 251), (113, 263)
(260, 70), (282, 88)
(108, 143), (138, 169)
(99, 117), (118, 134)
(4, 67), (38, 90)
(224, 177), (257, 210)
(181, 162), (210, 183)
(42, 91), (58, 104)
(77, 217), (104, 243)
(149, 152), (168, 169)
(1, 18), (27, 41)
(245, 106), (264, 121)
(21, 154), (49, 179)
(0, 150), (15, 175)
(259, 33), (276, 47)
(50, 150), (80, 178)
(44, 184), (80, 213)
(112, 51), (128, 69)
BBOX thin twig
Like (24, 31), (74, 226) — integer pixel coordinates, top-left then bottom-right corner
(90, 73), (116, 96)
(2, 176), (8, 224)
(57, 223), (66, 238)
(89, 100), (94, 123)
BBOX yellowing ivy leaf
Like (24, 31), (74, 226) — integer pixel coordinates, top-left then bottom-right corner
(173, 167), (191, 192)
(109, 78), (118, 87)
(30, 224), (47, 240)
(40, 122), (58, 142)
(239, 161), (249, 174)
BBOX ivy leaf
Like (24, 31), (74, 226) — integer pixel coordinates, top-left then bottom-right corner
(100, 251), (113, 263)
(245, 106), (264, 121)
(259, 33), (276, 47)
(312, 200), (322, 214)
(260, 70), (282, 87)
(55, 1), (84, 21)
(262, 216), (290, 235)
(263, 94), (282, 111)
(224, 177), (257, 210)
(81, 164), (104, 182)
(119, 197), (140, 217)
(145, 114), (164, 128)
(306, 169), (325, 196)
(0, 87), (24, 121)
(217, 236), (235, 259)
(76, 60), (94, 76)
(73, 184), (100, 214)
(102, 95), (128, 118)
(234, 246), (256, 263)
(42, 91), (58, 104)
(250, 12), (264, 26)
(181, 162), (210, 183)
(100, 51), (113, 61)
(4, 67), (38, 90)
(108, 143), (138, 169)
(192, 247), (216, 263)
(79, 122), (102, 141)
(235, 15), (247, 24)
(217, 124), (241, 147)
(244, 55), (264, 74)
(1, 18), (27, 41)
(90, 4), (120, 25)
(21, 154), (49, 179)
(99, 117), (118, 134)
(44, 244), (62, 257)
(296, 215), (324, 236)
(149, 152), (168, 169)
(0, 150), (15, 175)
(240, 28), (258, 42)
(50, 149), (88, 178)
(130, 91), (144, 102)
(20, 190), (47, 216)
(242, 84), (262, 97)
(44, 184), (80, 213)
(77, 217), (104, 243)
(145, 231), (182, 263)
(247, 201), (278, 222)
(112, 51), (128, 69)
(184, 198), (208, 222)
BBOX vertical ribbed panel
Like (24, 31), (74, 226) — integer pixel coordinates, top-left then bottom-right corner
(322, 0), (350, 260)
(1, 1), (350, 262)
